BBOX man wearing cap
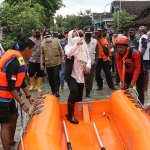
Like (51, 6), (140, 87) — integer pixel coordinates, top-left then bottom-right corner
(138, 26), (149, 91)
(28, 29), (44, 92)
(95, 28), (117, 90)
(84, 27), (98, 98)
(128, 28), (139, 49)
(116, 29), (124, 37)
(41, 30), (65, 97)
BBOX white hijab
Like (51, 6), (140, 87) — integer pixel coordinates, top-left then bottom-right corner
(68, 30), (87, 69)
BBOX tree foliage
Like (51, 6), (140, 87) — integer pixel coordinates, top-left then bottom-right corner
(0, 1), (46, 50)
(113, 9), (136, 29)
(55, 9), (93, 32)
(4, 0), (64, 27)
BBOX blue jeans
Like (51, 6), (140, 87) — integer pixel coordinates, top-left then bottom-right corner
(60, 64), (66, 85)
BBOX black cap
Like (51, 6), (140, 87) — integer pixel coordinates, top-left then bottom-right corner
(43, 30), (51, 38)
(116, 29), (123, 33)
(84, 26), (93, 33)
(129, 28), (136, 32)
(34, 28), (41, 32)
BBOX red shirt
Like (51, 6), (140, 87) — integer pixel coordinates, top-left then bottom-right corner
(116, 48), (143, 83)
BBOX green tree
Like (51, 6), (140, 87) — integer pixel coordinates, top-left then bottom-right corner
(5, 0), (64, 28)
(55, 9), (93, 32)
(113, 9), (136, 29)
(0, 1), (46, 49)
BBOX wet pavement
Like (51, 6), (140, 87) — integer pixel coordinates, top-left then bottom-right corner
(0, 73), (150, 150)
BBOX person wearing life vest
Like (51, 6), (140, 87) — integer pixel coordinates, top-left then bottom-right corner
(115, 36), (145, 105)
(0, 38), (35, 150)
(41, 29), (65, 97)
(29, 29), (44, 92)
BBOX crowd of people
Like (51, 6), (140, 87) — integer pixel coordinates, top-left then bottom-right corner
(0, 25), (150, 150)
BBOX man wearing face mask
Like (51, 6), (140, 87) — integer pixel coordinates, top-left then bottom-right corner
(128, 28), (139, 49)
(116, 29), (124, 37)
(28, 29), (44, 92)
(83, 27), (98, 98)
(41, 30), (65, 97)
(95, 28), (117, 90)
(103, 28), (111, 45)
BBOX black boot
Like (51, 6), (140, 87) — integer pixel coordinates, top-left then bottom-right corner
(50, 86), (55, 95)
(85, 90), (90, 98)
(55, 85), (60, 97)
(67, 104), (79, 124)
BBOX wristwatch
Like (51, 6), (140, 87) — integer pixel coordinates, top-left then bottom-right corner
(26, 95), (31, 99)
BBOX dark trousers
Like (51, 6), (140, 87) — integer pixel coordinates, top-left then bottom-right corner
(96, 58), (114, 88)
(28, 61), (44, 77)
(46, 65), (60, 87)
(125, 72), (144, 105)
(67, 77), (84, 104)
(114, 58), (120, 83)
(85, 64), (96, 92)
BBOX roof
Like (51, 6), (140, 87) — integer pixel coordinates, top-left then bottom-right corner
(92, 13), (113, 20)
(123, 5), (150, 28)
(111, 1), (150, 16)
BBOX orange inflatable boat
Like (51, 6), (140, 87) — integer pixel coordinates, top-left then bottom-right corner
(18, 90), (150, 150)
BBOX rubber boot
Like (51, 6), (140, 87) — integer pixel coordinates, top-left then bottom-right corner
(67, 104), (79, 124)
(55, 85), (60, 97)
(37, 77), (42, 92)
(50, 86), (55, 95)
(29, 77), (35, 91)
(85, 90), (90, 98)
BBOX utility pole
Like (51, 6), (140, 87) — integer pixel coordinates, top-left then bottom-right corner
(100, 14), (101, 28)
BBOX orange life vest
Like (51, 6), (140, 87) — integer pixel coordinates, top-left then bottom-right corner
(0, 50), (26, 101)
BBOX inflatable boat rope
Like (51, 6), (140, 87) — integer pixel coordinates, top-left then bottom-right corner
(127, 87), (144, 109)
(19, 96), (45, 150)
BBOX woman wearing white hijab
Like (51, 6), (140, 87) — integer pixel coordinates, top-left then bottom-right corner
(65, 30), (91, 124)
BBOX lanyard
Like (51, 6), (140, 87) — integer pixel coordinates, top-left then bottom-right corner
(121, 48), (130, 82)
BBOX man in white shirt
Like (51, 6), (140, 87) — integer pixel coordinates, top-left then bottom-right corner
(83, 27), (98, 98)
(138, 26), (149, 91)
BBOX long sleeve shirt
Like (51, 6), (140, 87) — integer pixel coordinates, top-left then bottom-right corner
(65, 44), (91, 83)
(116, 48), (142, 83)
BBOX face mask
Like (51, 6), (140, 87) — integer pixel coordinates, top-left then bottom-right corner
(72, 36), (80, 44)
(118, 34), (123, 37)
(45, 37), (52, 42)
(103, 34), (107, 37)
(129, 35), (135, 39)
(85, 34), (91, 39)
(35, 33), (41, 38)
(79, 33), (83, 37)
(97, 34), (102, 38)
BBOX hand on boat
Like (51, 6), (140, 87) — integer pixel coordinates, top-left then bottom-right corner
(21, 104), (29, 113)
(121, 82), (127, 90)
(129, 81), (135, 88)
(142, 105), (150, 114)
(28, 97), (36, 105)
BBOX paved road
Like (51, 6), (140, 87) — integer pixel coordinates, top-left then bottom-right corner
(0, 74), (150, 150)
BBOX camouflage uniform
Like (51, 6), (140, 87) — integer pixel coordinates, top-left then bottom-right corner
(129, 38), (139, 49)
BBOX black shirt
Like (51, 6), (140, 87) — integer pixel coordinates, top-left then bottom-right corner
(6, 58), (27, 91)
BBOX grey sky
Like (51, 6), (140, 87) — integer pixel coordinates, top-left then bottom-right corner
(56, 0), (113, 16)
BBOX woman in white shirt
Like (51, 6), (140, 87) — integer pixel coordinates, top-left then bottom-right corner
(65, 30), (91, 124)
